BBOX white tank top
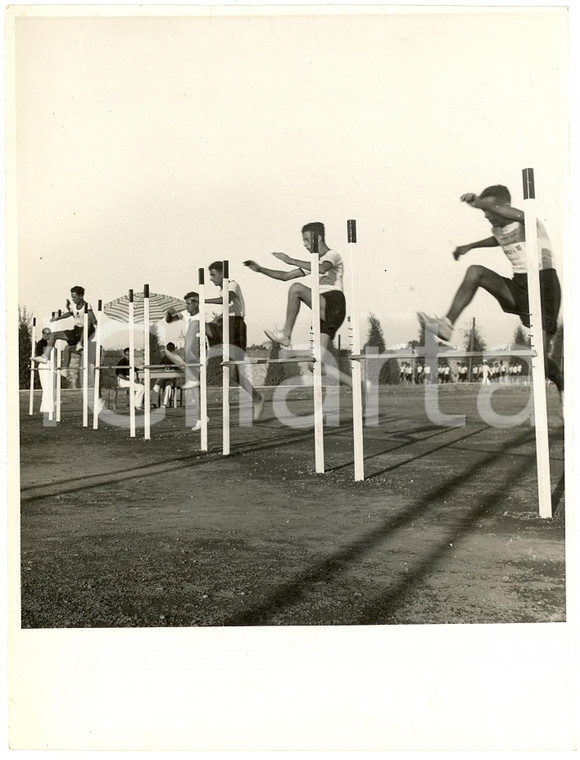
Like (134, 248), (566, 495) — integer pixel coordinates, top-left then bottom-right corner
(71, 301), (92, 327)
(491, 220), (554, 274)
(318, 250), (344, 293)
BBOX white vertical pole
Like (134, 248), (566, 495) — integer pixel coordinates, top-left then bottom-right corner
(128, 289), (136, 438)
(199, 268), (208, 451)
(222, 261), (230, 456)
(311, 233), (324, 474)
(56, 343), (62, 423)
(348, 220), (365, 481)
(29, 318), (36, 415)
(47, 339), (55, 423)
(522, 168), (552, 519)
(143, 285), (151, 440)
(82, 304), (89, 427)
(92, 300), (102, 429)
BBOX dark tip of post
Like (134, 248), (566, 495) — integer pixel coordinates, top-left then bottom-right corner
(143, 284), (149, 298)
(98, 299), (102, 310)
(347, 219), (357, 243)
(129, 289), (134, 303)
(58, 309), (62, 317)
(522, 168), (535, 200)
(198, 268), (205, 285)
(223, 260), (229, 278)
(312, 234), (319, 254)
(51, 311), (56, 319)
(33, 317), (36, 326)
(84, 303), (88, 312)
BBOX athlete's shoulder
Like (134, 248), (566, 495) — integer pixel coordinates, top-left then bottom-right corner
(323, 249), (342, 264)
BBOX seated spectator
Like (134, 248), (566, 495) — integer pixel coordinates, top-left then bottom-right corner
(115, 347), (145, 410)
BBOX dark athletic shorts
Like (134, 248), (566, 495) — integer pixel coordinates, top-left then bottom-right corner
(501, 268), (561, 335)
(206, 316), (247, 351)
(63, 324), (95, 345)
(320, 290), (346, 340)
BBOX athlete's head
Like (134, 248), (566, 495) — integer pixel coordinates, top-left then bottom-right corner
(480, 185), (512, 227)
(208, 262), (224, 287)
(184, 291), (200, 314)
(70, 286), (85, 305)
(301, 222), (325, 253)
(480, 185), (511, 204)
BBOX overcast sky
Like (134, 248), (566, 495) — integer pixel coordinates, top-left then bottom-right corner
(12, 6), (568, 350)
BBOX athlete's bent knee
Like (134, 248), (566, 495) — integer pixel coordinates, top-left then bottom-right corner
(464, 265), (485, 284)
(289, 281), (307, 297)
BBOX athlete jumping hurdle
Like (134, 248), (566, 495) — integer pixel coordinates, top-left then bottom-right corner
(417, 185), (563, 398)
(244, 221), (355, 390)
(34, 285), (97, 375)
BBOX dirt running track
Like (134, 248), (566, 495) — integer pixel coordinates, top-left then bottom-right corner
(19, 384), (566, 627)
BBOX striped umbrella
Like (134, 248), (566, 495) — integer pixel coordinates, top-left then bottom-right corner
(103, 291), (186, 323)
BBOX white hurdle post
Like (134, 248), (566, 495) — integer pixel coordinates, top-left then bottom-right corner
(522, 168), (552, 519)
(222, 260), (230, 456)
(28, 317), (36, 415)
(128, 289), (136, 438)
(348, 220), (365, 481)
(143, 284), (151, 440)
(199, 268), (208, 451)
(56, 337), (62, 423)
(311, 233), (325, 474)
(47, 316), (56, 423)
(54, 309), (63, 423)
(82, 303), (89, 427)
(51, 309), (63, 422)
(92, 300), (102, 429)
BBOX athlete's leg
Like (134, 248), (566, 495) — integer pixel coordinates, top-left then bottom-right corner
(61, 344), (72, 369)
(36, 330), (69, 362)
(232, 363), (262, 404)
(281, 282), (314, 339)
(447, 265), (518, 325)
(543, 329), (563, 392)
(319, 333), (352, 388)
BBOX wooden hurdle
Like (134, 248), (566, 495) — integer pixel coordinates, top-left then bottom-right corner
(92, 300), (103, 429)
(55, 343), (62, 423)
(311, 233), (324, 473)
(347, 220), (365, 481)
(522, 168), (552, 519)
(220, 259), (319, 468)
(128, 289), (136, 438)
(81, 304), (89, 427)
(28, 318), (36, 415)
(198, 268), (208, 451)
(143, 285), (151, 440)
(222, 260), (231, 456)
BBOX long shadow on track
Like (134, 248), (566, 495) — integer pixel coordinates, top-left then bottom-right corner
(221, 427), (556, 626)
(20, 415), (454, 500)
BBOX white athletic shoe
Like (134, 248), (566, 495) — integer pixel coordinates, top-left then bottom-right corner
(182, 379), (200, 390)
(417, 311), (453, 342)
(264, 328), (291, 347)
(191, 416), (210, 431)
(253, 394), (265, 422)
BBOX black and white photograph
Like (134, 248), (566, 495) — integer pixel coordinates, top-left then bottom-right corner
(5, 2), (578, 751)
